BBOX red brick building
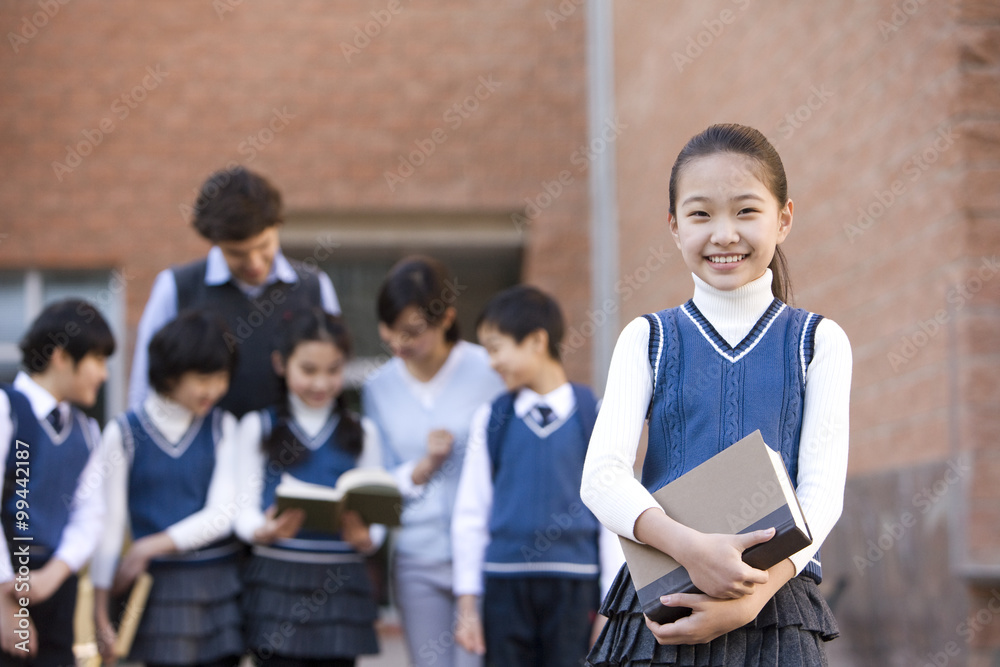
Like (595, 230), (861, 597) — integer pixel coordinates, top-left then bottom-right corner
(2, 1), (998, 663)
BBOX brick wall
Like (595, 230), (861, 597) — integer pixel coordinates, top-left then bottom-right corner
(0, 0), (592, 382)
(613, 0), (998, 663)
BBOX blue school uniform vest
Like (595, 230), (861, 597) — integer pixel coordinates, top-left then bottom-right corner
(483, 384), (601, 578)
(1, 386), (94, 554)
(120, 407), (222, 541)
(642, 299), (825, 582)
(172, 258), (324, 418)
(258, 408), (360, 553)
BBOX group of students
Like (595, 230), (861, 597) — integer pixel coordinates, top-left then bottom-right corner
(0, 123), (852, 667)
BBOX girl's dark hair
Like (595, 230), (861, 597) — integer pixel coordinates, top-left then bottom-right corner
(191, 166), (283, 242)
(376, 255), (460, 342)
(265, 308), (363, 465)
(147, 310), (238, 394)
(477, 285), (564, 361)
(668, 123), (793, 303)
(19, 299), (116, 373)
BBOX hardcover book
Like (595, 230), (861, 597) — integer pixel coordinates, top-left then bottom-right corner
(275, 468), (402, 533)
(621, 430), (812, 624)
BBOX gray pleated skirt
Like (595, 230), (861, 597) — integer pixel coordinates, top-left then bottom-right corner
(586, 565), (839, 667)
(242, 551), (379, 660)
(128, 556), (244, 664)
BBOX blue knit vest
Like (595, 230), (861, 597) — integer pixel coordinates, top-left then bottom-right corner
(1, 386), (94, 554)
(642, 300), (824, 583)
(258, 408), (360, 552)
(483, 384), (601, 578)
(120, 407), (221, 541)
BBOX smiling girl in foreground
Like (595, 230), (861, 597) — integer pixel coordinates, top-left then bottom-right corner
(582, 124), (852, 665)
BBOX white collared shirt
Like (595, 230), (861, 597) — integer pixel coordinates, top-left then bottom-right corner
(0, 372), (106, 583)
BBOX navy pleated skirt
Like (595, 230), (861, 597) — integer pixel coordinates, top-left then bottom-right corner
(242, 549), (379, 660)
(586, 565), (839, 667)
(128, 555), (244, 664)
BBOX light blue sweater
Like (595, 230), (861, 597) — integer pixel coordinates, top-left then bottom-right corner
(362, 342), (505, 562)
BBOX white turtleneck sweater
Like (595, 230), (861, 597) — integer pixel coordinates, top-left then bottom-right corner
(581, 270), (852, 575)
(90, 393), (240, 589)
(233, 393), (386, 551)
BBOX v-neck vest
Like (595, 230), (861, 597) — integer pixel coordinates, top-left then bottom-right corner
(642, 300), (823, 493)
(120, 407), (222, 540)
(258, 408), (356, 511)
(1, 386), (94, 552)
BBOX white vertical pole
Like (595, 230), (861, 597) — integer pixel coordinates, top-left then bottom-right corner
(586, 0), (619, 393)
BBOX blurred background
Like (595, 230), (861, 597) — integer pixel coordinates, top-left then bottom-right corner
(2, 1), (999, 664)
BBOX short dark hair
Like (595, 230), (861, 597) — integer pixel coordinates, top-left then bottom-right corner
(147, 310), (238, 394)
(377, 255), (460, 343)
(477, 285), (564, 361)
(191, 166), (283, 242)
(19, 299), (116, 373)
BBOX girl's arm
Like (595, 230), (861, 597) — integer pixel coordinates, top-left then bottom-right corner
(233, 411), (269, 543)
(788, 318), (852, 574)
(582, 317), (774, 599)
(90, 419), (129, 592)
(90, 419), (136, 648)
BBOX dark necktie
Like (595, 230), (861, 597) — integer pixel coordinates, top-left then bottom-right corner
(47, 407), (64, 433)
(535, 404), (554, 427)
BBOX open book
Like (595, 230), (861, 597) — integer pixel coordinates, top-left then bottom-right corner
(275, 468), (402, 533)
(621, 430), (812, 624)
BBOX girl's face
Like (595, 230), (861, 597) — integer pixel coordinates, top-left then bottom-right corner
(275, 340), (346, 409)
(669, 153), (792, 292)
(168, 370), (230, 417)
(378, 305), (454, 362)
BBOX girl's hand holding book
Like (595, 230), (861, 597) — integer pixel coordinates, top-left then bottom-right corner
(678, 528), (775, 599)
(339, 510), (373, 553)
(644, 558), (795, 645)
(254, 505), (306, 545)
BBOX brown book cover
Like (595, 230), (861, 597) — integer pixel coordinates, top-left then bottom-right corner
(621, 430), (812, 624)
(275, 468), (402, 533)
